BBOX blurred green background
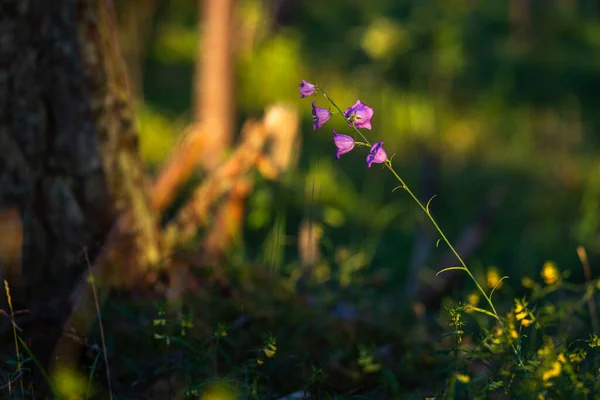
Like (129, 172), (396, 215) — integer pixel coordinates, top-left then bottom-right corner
(127, 0), (600, 292)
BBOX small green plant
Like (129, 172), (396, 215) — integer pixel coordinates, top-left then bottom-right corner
(4, 279), (24, 398)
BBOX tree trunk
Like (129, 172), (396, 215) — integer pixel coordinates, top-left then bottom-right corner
(195, 0), (235, 167)
(0, 0), (113, 302)
(0, 0), (159, 392)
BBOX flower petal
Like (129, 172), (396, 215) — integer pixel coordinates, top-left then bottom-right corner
(299, 79), (317, 98)
(344, 100), (374, 130)
(343, 100), (361, 119)
(366, 142), (387, 168)
(332, 129), (355, 159)
(312, 102), (331, 130)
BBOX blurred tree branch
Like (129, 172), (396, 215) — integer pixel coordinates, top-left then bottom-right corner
(163, 106), (300, 254)
(195, 0), (236, 168)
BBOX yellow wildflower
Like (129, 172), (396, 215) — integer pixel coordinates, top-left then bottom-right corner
(541, 261), (559, 285)
(215, 325), (228, 338)
(537, 339), (554, 358)
(515, 311), (528, 321)
(569, 349), (587, 363)
(264, 347), (276, 358)
(455, 373), (471, 383)
(588, 334), (600, 348)
(487, 268), (502, 289)
(514, 298), (528, 314)
(557, 353), (566, 364)
(520, 318), (533, 327)
(468, 293), (480, 308)
(200, 381), (239, 400)
(542, 361), (562, 381)
(264, 343), (277, 358)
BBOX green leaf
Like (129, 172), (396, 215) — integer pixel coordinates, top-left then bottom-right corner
(426, 194), (438, 214)
(489, 276), (509, 301)
(467, 306), (498, 319)
(436, 266), (465, 276)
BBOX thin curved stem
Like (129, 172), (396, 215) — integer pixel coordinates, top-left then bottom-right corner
(384, 163), (500, 320)
(318, 87), (523, 363)
(320, 90), (370, 145)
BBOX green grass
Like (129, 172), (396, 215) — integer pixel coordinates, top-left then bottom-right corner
(36, 256), (598, 399)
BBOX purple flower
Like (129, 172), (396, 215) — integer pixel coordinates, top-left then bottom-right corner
(344, 100), (374, 130)
(299, 79), (317, 98)
(312, 102), (331, 130)
(366, 142), (387, 168)
(332, 129), (355, 159)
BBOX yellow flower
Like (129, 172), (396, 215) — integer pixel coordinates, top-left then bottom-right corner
(557, 353), (566, 364)
(468, 293), (480, 308)
(514, 298), (528, 314)
(538, 348), (549, 358)
(515, 311), (528, 321)
(541, 261), (559, 285)
(520, 318), (533, 327)
(264, 343), (277, 358)
(487, 268), (502, 289)
(542, 361), (562, 381)
(589, 334), (600, 348)
(510, 329), (519, 339)
(569, 349), (587, 363)
(455, 373), (471, 383)
(200, 381), (238, 400)
(215, 325), (228, 338)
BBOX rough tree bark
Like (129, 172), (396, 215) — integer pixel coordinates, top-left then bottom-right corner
(0, 0), (109, 301)
(0, 0), (159, 390)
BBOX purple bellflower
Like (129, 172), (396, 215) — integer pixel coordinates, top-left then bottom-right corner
(344, 100), (374, 130)
(332, 129), (355, 159)
(312, 102), (331, 130)
(366, 142), (387, 168)
(299, 79), (317, 98)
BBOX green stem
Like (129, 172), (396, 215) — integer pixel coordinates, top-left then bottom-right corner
(384, 164), (499, 319)
(318, 87), (523, 363)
